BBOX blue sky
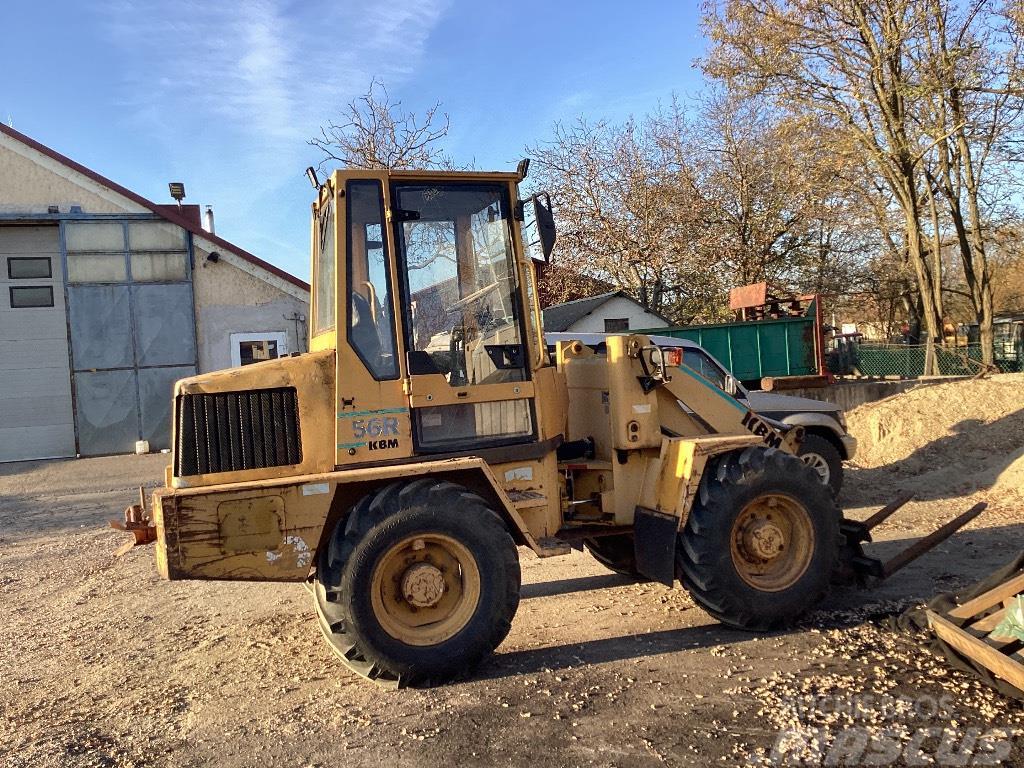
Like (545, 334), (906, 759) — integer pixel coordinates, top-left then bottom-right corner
(2, 1), (706, 281)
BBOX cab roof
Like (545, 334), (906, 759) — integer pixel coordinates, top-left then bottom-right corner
(328, 168), (522, 183)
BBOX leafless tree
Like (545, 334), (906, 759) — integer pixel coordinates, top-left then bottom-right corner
(916, 0), (1024, 363)
(687, 95), (873, 297)
(704, 0), (1024, 367)
(703, 0), (948, 369)
(989, 223), (1024, 313)
(527, 93), (873, 323)
(310, 78), (452, 171)
(526, 109), (715, 322)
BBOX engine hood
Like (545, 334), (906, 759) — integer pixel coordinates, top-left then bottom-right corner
(742, 390), (841, 416)
(170, 349), (338, 487)
(174, 349), (334, 397)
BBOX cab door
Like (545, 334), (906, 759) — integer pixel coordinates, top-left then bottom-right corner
(391, 179), (537, 454)
(332, 172), (413, 466)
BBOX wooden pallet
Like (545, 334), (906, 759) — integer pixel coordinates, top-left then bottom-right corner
(926, 571), (1024, 692)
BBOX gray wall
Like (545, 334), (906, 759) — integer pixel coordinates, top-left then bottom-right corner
(197, 300), (307, 372)
(770, 377), (967, 413)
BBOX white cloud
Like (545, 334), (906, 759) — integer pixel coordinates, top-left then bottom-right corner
(99, 0), (447, 145)
(91, 0), (449, 274)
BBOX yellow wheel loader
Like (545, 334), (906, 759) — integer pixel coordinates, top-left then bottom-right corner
(118, 165), (984, 687)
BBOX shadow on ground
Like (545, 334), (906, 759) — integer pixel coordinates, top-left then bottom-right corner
(521, 573), (636, 600)
(482, 623), (756, 680)
(495, 523), (1024, 680)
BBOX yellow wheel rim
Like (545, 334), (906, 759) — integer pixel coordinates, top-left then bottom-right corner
(729, 493), (815, 593)
(370, 533), (481, 647)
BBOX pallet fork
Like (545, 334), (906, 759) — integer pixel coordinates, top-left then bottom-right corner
(837, 492), (988, 585)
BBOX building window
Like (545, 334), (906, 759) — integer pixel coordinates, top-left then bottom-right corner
(604, 318), (629, 332)
(9, 286), (54, 308)
(65, 221), (125, 251)
(63, 220), (188, 283)
(8, 257), (52, 279)
(67, 252), (128, 283)
(130, 252), (187, 281)
(230, 332), (288, 367)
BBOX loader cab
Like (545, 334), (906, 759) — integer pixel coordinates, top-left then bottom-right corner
(310, 169), (554, 467)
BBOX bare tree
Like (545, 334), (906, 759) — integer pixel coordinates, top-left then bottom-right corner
(703, 0), (948, 369)
(686, 95), (871, 296)
(916, 0), (1024, 364)
(989, 223), (1024, 313)
(526, 111), (714, 322)
(528, 93), (873, 323)
(310, 78), (452, 171)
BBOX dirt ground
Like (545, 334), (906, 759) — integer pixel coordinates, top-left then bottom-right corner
(3, 378), (1024, 767)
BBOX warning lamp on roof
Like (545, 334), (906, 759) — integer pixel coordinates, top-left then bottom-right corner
(168, 182), (186, 206)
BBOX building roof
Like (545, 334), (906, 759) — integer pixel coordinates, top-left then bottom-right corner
(0, 123), (309, 292)
(542, 290), (672, 331)
(533, 262), (613, 308)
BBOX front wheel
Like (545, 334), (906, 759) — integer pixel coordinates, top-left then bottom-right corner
(676, 447), (841, 631)
(313, 480), (520, 686)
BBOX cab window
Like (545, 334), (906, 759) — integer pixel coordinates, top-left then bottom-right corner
(313, 197), (335, 335)
(394, 183), (527, 387)
(682, 349), (727, 390)
(347, 180), (398, 379)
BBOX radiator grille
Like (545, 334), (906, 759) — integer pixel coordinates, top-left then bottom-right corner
(175, 387), (302, 476)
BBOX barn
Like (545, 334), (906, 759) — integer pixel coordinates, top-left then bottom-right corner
(0, 124), (310, 462)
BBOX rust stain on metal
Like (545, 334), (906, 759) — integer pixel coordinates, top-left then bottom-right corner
(109, 486), (157, 556)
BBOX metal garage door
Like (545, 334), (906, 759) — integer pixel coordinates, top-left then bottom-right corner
(0, 225), (76, 462)
(64, 220), (196, 455)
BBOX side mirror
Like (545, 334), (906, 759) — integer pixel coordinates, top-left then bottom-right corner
(532, 193), (556, 262)
(725, 375), (739, 397)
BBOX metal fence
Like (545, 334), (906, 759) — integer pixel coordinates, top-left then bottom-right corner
(842, 343), (1018, 378)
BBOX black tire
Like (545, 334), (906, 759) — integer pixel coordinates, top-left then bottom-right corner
(313, 479), (520, 687)
(676, 447), (841, 631)
(797, 433), (844, 495)
(584, 534), (644, 578)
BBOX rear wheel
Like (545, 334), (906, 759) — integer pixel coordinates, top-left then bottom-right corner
(313, 479), (520, 686)
(584, 534), (643, 578)
(676, 447), (841, 631)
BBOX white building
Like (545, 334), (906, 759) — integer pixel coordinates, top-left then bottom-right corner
(542, 290), (671, 334)
(0, 124), (310, 462)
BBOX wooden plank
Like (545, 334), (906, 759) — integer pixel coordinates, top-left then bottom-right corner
(927, 610), (1024, 691)
(759, 374), (831, 391)
(947, 573), (1024, 619)
(970, 607), (1008, 633)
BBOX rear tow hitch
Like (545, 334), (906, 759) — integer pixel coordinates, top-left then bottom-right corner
(109, 486), (157, 556)
(835, 492), (988, 585)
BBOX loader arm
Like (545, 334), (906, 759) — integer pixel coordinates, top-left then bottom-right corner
(654, 359), (803, 454)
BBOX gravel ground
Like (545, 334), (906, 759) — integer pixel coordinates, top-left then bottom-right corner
(2, 448), (1023, 767)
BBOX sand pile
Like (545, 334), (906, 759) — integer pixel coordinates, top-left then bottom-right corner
(846, 373), (1024, 496)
